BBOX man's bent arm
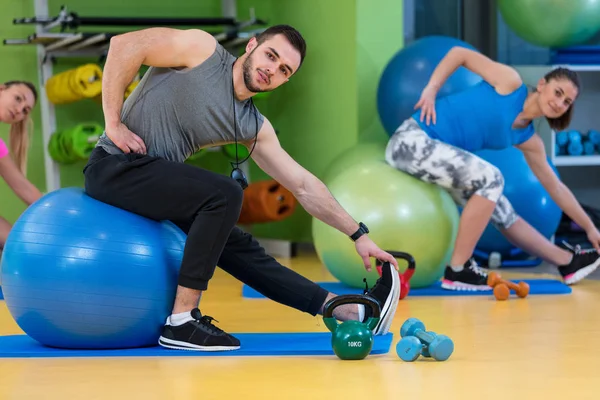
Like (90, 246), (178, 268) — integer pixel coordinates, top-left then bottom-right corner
(102, 28), (217, 129)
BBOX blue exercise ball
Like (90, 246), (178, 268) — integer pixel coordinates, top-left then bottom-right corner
(0, 187), (186, 349)
(377, 36), (483, 136)
(473, 147), (562, 256)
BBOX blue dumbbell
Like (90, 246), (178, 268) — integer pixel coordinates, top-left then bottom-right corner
(568, 130), (582, 143)
(584, 140), (595, 155)
(420, 331), (436, 358)
(568, 140), (583, 155)
(556, 131), (569, 147)
(399, 318), (454, 361)
(588, 130), (600, 146)
(396, 336), (424, 361)
(395, 330), (438, 361)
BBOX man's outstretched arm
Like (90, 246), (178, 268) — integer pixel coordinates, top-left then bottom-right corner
(248, 118), (399, 271)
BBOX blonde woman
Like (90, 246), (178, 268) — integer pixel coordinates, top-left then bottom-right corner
(0, 80), (43, 249)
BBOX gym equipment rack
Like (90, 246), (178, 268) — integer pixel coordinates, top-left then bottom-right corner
(3, 1), (265, 192)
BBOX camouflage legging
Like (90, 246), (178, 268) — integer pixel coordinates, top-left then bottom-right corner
(385, 118), (518, 230)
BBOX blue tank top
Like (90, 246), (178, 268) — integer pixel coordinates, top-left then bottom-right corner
(412, 81), (535, 152)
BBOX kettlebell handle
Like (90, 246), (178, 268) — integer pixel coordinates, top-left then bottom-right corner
(376, 250), (416, 280)
(322, 294), (381, 333)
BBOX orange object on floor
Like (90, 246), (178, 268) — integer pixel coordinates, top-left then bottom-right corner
(238, 180), (298, 224)
(488, 272), (530, 300)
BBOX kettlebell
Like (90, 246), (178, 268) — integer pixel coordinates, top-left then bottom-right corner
(322, 294), (381, 360)
(376, 251), (416, 300)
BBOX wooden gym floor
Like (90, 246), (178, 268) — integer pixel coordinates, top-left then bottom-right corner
(1, 249), (600, 400)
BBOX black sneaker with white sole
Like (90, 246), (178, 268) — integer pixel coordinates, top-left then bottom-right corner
(441, 258), (491, 291)
(158, 308), (240, 351)
(361, 261), (400, 335)
(558, 242), (600, 285)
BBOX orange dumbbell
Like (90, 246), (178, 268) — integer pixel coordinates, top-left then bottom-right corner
(492, 283), (510, 301)
(487, 272), (530, 300)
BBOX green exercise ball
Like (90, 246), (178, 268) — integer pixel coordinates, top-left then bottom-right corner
(322, 142), (387, 184)
(498, 0), (600, 48)
(222, 143), (250, 160)
(313, 160), (459, 289)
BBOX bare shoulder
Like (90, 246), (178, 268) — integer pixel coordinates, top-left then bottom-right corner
(171, 29), (217, 68)
(485, 61), (523, 94)
(177, 29), (218, 68)
(498, 65), (524, 93)
(117, 27), (218, 70)
(257, 117), (276, 142)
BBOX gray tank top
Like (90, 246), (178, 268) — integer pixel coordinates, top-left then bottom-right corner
(96, 42), (264, 163)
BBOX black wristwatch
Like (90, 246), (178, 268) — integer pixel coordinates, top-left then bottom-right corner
(350, 222), (369, 242)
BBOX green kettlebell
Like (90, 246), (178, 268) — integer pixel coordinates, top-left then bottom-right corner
(322, 294), (381, 360)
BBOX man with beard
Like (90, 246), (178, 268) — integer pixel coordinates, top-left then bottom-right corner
(83, 25), (401, 351)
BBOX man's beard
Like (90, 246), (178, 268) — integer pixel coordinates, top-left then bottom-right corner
(242, 50), (269, 93)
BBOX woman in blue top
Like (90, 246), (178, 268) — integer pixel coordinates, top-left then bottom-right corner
(385, 46), (600, 291)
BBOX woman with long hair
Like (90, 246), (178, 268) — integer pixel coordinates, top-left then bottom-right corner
(385, 48), (600, 290)
(0, 80), (43, 248)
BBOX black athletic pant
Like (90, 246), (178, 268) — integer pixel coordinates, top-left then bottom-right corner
(83, 147), (329, 316)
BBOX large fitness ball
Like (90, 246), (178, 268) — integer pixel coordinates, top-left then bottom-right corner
(1, 187), (186, 349)
(313, 159), (459, 289)
(321, 142), (387, 184)
(498, 0), (600, 48)
(377, 36), (482, 136)
(474, 147), (562, 256)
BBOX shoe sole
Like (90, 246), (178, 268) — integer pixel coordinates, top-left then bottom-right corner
(373, 263), (401, 336)
(441, 280), (492, 291)
(564, 257), (600, 285)
(158, 337), (240, 351)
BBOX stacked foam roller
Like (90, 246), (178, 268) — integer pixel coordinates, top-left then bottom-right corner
(555, 130), (600, 156)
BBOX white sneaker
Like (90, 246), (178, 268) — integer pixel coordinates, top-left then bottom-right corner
(363, 261), (401, 335)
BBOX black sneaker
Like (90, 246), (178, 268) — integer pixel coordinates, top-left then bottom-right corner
(362, 261), (400, 335)
(441, 259), (491, 291)
(558, 242), (600, 285)
(158, 308), (240, 351)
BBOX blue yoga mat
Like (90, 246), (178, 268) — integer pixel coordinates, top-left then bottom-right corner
(0, 332), (393, 358)
(243, 279), (571, 299)
(0, 286), (3, 300)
